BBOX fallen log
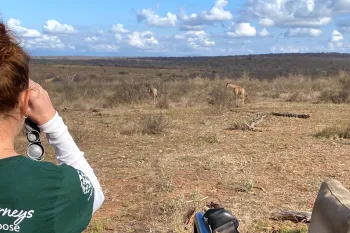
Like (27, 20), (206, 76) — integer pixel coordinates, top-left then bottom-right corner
(271, 210), (312, 223)
(271, 112), (310, 119)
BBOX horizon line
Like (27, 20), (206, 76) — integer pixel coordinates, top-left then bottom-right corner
(31, 52), (350, 59)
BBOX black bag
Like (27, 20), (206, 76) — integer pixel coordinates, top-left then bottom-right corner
(203, 208), (240, 233)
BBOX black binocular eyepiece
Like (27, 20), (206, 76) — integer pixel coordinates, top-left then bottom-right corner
(24, 118), (45, 161)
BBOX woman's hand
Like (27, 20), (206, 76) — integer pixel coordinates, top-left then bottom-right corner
(27, 79), (56, 126)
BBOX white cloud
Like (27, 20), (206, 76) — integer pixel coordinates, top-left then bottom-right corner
(259, 18), (275, 27)
(178, 0), (232, 26)
(6, 19), (67, 50)
(110, 24), (129, 33)
(127, 31), (159, 49)
(258, 28), (270, 37)
(67, 45), (76, 50)
(24, 35), (65, 49)
(283, 17), (332, 27)
(246, 0), (334, 28)
(84, 36), (98, 42)
(330, 30), (343, 43)
(137, 8), (177, 28)
(110, 24), (130, 42)
(329, 30), (344, 48)
(284, 28), (322, 37)
(7, 18), (41, 38)
(97, 30), (104, 35)
(179, 25), (205, 31)
(178, 10), (201, 26)
(330, 0), (350, 12)
(271, 44), (309, 53)
(44, 19), (75, 34)
(114, 34), (122, 41)
(91, 44), (119, 52)
(306, 0), (315, 12)
(199, 0), (233, 21)
(175, 30), (215, 49)
(227, 23), (257, 38)
(174, 34), (185, 40)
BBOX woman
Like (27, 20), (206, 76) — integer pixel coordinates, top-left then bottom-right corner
(0, 21), (104, 232)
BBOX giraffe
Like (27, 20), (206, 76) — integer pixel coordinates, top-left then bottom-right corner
(226, 83), (246, 106)
(145, 84), (158, 105)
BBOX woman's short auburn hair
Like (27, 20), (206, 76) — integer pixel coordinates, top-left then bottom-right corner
(0, 21), (30, 114)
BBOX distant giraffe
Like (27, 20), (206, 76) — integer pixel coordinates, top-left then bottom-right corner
(145, 84), (158, 105)
(226, 83), (246, 106)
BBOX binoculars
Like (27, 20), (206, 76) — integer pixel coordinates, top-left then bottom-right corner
(24, 118), (45, 161)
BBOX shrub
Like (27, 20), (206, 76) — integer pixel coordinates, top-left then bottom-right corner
(227, 121), (251, 131)
(104, 82), (149, 107)
(166, 80), (192, 102)
(338, 74), (350, 89)
(156, 95), (170, 109)
(318, 74), (350, 104)
(199, 133), (219, 143)
(72, 74), (84, 82)
(207, 84), (233, 109)
(139, 113), (170, 135)
(119, 124), (138, 136)
(319, 90), (350, 104)
(314, 123), (350, 139)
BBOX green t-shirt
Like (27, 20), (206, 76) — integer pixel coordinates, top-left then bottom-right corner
(0, 155), (94, 233)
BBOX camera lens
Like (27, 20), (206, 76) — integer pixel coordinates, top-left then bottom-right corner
(27, 143), (44, 161)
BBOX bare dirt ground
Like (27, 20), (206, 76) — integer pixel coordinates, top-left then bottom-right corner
(16, 62), (350, 233)
(74, 101), (350, 233)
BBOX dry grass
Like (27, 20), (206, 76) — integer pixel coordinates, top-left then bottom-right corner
(156, 95), (170, 109)
(314, 122), (350, 139)
(66, 120), (89, 146)
(255, 220), (308, 233)
(18, 64), (350, 233)
(228, 121), (253, 131)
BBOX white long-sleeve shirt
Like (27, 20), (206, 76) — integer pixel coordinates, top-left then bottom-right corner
(39, 112), (104, 213)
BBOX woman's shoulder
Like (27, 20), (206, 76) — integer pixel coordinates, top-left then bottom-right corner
(15, 156), (84, 192)
(17, 156), (74, 176)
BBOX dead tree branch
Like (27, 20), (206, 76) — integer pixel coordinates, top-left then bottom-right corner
(246, 113), (266, 131)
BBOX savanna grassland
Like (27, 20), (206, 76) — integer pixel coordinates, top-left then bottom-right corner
(15, 54), (350, 233)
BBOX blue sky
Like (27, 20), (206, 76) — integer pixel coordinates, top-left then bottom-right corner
(1, 0), (349, 56)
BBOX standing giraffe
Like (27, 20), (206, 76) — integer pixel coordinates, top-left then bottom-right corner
(145, 84), (158, 105)
(226, 83), (246, 106)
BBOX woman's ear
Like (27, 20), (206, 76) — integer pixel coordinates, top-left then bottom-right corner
(19, 89), (31, 117)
